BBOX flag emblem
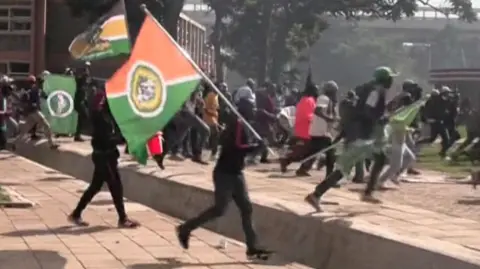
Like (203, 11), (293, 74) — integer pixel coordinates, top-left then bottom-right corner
(128, 61), (166, 117)
(46, 90), (74, 118)
(105, 13), (202, 164)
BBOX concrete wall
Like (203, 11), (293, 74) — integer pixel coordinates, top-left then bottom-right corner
(14, 140), (480, 269)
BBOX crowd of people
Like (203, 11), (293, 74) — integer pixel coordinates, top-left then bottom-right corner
(0, 63), (476, 260)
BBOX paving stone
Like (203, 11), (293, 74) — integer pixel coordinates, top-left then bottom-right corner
(0, 152), (309, 269)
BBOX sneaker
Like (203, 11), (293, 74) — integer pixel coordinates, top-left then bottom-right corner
(279, 158), (288, 173)
(361, 194), (382, 204)
(246, 248), (273, 261)
(8, 143), (16, 152)
(192, 156), (208, 165)
(169, 154), (185, 161)
(175, 225), (190, 249)
(74, 136), (85, 142)
(295, 170), (311, 177)
(68, 214), (89, 227)
(406, 168), (420, 176)
(118, 218), (140, 229)
(304, 193), (322, 212)
(50, 144), (59, 150)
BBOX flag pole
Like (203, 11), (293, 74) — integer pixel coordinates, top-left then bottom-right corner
(140, 5), (268, 146)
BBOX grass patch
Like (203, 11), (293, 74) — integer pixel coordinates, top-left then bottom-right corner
(417, 144), (472, 178)
(0, 186), (11, 202)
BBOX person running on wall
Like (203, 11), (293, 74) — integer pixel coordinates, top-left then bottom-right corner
(176, 97), (272, 261)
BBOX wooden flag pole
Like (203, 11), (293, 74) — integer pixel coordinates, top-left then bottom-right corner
(140, 5), (276, 156)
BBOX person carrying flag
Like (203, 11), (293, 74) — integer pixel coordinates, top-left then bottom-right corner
(68, 90), (139, 228)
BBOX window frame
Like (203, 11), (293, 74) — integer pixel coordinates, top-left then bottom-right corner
(8, 61), (30, 76)
(0, 5), (32, 33)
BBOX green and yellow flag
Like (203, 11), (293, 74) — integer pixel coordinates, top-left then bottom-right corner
(105, 13), (202, 164)
(69, 1), (130, 61)
(41, 74), (78, 135)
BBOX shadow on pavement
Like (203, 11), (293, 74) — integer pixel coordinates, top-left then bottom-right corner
(1, 225), (110, 237)
(0, 250), (66, 268)
(0, 181), (23, 186)
(457, 199), (480, 205)
(37, 177), (73, 182)
(130, 255), (291, 269)
(163, 173), (199, 180)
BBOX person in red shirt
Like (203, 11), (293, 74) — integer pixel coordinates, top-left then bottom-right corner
(279, 83), (319, 172)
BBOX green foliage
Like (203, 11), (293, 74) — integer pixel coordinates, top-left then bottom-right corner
(64, 0), (118, 22)
(206, 0), (477, 84)
(65, 0), (185, 39)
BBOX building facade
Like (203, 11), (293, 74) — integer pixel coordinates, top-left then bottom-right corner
(1, 0), (213, 80)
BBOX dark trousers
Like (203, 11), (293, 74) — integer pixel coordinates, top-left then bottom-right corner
(30, 124), (37, 136)
(364, 153), (387, 195)
(313, 152), (386, 198)
(208, 125), (220, 157)
(75, 106), (88, 137)
(0, 124), (6, 150)
(72, 151), (127, 221)
(298, 136), (335, 175)
(418, 121), (450, 156)
(283, 137), (310, 166)
(181, 169), (257, 250)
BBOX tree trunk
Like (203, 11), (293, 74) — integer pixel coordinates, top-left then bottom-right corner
(269, 27), (291, 82)
(213, 13), (225, 81)
(257, 1), (273, 84)
(162, 0), (185, 40)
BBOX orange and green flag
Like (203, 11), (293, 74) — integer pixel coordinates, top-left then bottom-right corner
(105, 13), (202, 164)
(69, 1), (130, 61)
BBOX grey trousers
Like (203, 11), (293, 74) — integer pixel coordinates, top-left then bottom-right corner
(379, 132), (416, 183)
(11, 111), (54, 146)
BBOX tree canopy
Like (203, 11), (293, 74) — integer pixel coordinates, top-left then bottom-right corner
(65, 0), (185, 40)
(205, 0), (477, 83)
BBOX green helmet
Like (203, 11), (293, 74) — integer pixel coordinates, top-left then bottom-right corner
(373, 66), (398, 82)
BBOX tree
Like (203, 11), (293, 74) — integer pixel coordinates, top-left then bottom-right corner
(206, 0), (476, 84)
(65, 0), (118, 23)
(65, 0), (185, 40)
(203, 0), (237, 81)
(430, 24), (467, 68)
(310, 27), (420, 91)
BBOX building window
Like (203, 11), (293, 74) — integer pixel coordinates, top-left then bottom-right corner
(10, 20), (30, 31)
(0, 34), (29, 50)
(0, 9), (8, 18)
(0, 21), (8, 31)
(9, 62), (29, 74)
(0, 0), (32, 6)
(0, 63), (7, 74)
(10, 8), (31, 18)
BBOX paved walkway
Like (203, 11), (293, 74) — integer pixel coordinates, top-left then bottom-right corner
(62, 140), (480, 223)
(45, 140), (480, 253)
(0, 153), (310, 269)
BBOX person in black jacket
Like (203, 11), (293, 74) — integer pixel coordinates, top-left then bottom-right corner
(68, 90), (139, 229)
(305, 66), (395, 211)
(73, 66), (91, 142)
(176, 98), (272, 261)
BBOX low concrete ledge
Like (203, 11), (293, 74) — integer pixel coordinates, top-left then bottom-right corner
(15, 140), (480, 269)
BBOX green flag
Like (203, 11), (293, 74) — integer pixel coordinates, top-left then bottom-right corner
(105, 12), (201, 164)
(389, 99), (426, 129)
(42, 75), (78, 135)
(68, 1), (130, 61)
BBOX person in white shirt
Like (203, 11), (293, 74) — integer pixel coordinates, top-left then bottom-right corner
(233, 78), (256, 104)
(296, 81), (338, 177)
